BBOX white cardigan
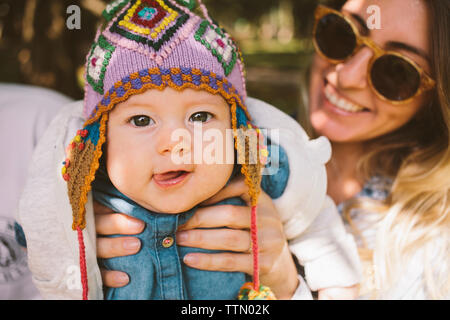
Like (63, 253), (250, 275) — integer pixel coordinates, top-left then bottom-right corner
(16, 97), (361, 299)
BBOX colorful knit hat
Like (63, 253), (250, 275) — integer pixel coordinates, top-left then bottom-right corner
(63, 0), (274, 300)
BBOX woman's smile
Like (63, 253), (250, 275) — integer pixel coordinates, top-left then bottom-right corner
(322, 80), (371, 115)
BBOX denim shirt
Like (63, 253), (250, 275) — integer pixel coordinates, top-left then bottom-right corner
(91, 141), (290, 300)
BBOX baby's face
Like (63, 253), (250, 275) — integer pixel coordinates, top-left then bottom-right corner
(106, 87), (235, 213)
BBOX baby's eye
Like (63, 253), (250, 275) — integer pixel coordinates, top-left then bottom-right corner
(130, 115), (154, 127)
(189, 112), (213, 123)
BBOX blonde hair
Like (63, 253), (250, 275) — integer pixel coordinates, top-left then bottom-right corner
(341, 1), (450, 299)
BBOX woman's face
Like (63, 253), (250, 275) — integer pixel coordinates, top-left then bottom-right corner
(309, 0), (432, 143)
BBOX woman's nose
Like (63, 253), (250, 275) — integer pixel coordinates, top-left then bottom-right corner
(334, 47), (374, 90)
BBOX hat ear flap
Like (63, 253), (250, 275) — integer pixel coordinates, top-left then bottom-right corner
(62, 113), (108, 300)
(63, 113), (108, 230)
(232, 102), (263, 207)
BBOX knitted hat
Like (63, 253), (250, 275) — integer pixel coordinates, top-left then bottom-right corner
(63, 0), (274, 300)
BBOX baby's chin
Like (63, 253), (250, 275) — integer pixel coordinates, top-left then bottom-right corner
(125, 167), (234, 214)
(136, 194), (206, 214)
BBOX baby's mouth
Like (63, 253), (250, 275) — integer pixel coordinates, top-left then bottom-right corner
(152, 170), (191, 189)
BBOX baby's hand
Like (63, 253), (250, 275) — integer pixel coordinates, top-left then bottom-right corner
(318, 285), (359, 300)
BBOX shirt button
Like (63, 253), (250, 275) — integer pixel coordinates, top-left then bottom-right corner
(162, 236), (174, 248)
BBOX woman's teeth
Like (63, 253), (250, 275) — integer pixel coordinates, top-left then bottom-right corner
(324, 86), (366, 113)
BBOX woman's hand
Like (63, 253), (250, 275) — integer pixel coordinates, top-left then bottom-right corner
(94, 201), (145, 288)
(176, 176), (299, 299)
(93, 176), (300, 299)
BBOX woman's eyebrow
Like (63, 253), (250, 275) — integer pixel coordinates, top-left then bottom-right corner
(348, 12), (430, 62)
(384, 41), (430, 62)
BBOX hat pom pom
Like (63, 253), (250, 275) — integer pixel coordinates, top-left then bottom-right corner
(238, 282), (276, 300)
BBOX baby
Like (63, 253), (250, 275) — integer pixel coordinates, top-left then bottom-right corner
(16, 0), (361, 300)
(92, 85), (276, 300)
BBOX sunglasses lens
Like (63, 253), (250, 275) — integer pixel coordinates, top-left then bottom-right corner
(315, 14), (356, 60)
(371, 55), (421, 101)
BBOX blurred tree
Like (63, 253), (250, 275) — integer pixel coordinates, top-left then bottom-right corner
(0, 0), (103, 99)
(204, 0), (346, 40)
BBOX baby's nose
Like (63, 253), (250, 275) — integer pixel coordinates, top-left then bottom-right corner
(156, 126), (192, 158)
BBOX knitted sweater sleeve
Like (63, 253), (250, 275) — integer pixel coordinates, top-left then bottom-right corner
(15, 101), (103, 299)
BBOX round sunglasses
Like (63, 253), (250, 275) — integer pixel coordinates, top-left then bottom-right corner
(313, 5), (435, 104)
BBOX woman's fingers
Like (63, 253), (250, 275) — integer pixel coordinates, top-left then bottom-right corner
(94, 201), (143, 288)
(95, 212), (145, 235)
(175, 183), (299, 298)
(177, 195), (284, 254)
(94, 200), (145, 236)
(183, 252), (253, 275)
(96, 236), (141, 259)
(178, 205), (250, 231)
(177, 219), (283, 255)
(177, 228), (252, 252)
(100, 269), (130, 288)
(93, 200), (115, 215)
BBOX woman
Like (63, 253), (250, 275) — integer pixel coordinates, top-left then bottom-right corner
(308, 0), (449, 299)
(96, 0), (449, 299)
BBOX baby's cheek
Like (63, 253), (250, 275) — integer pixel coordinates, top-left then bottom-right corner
(106, 150), (150, 196)
(106, 156), (131, 192)
(197, 163), (234, 196)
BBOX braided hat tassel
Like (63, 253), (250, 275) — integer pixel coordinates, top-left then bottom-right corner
(76, 226), (89, 300)
(64, 114), (108, 300)
(236, 123), (276, 300)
